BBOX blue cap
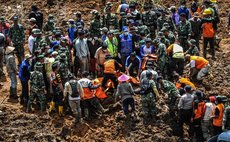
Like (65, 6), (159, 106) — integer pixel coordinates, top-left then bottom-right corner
(122, 26), (128, 32)
(184, 85), (192, 92)
(13, 16), (18, 20)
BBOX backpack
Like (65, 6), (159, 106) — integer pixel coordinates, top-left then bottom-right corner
(69, 80), (80, 98)
(140, 79), (152, 95)
(203, 21), (215, 38)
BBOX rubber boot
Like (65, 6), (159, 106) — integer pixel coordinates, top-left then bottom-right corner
(49, 101), (55, 112)
(12, 88), (18, 99)
(9, 87), (13, 99)
(58, 106), (64, 116)
(26, 100), (31, 113)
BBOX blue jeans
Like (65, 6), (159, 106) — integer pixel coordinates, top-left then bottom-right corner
(9, 72), (17, 88)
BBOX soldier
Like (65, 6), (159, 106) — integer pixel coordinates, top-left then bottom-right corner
(8, 16), (25, 66)
(89, 10), (102, 38)
(5, 46), (18, 99)
(142, 3), (158, 37)
(157, 31), (170, 48)
(161, 27), (175, 45)
(32, 29), (42, 54)
(178, 13), (192, 52)
(103, 2), (119, 30)
(157, 11), (175, 32)
(75, 11), (84, 28)
(157, 76), (180, 108)
(0, 33), (5, 80)
(223, 98), (230, 131)
(59, 53), (70, 86)
(28, 5), (44, 30)
(27, 62), (46, 113)
(43, 14), (55, 33)
(140, 71), (159, 124)
(119, 12), (128, 32)
(185, 39), (200, 56)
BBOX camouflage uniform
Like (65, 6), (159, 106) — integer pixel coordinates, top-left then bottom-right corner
(138, 25), (150, 35)
(27, 62), (46, 112)
(59, 53), (70, 85)
(140, 78), (157, 124)
(223, 104), (230, 130)
(43, 20), (55, 33)
(5, 48), (17, 98)
(0, 33), (5, 77)
(103, 3), (119, 30)
(157, 43), (168, 77)
(89, 10), (102, 37)
(8, 23), (25, 65)
(32, 36), (42, 54)
(157, 15), (175, 32)
(161, 80), (179, 106)
(142, 9), (158, 36)
(178, 20), (191, 51)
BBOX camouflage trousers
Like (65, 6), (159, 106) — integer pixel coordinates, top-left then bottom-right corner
(168, 90), (178, 107)
(157, 56), (168, 77)
(13, 43), (24, 66)
(29, 91), (46, 111)
(141, 93), (156, 119)
(0, 47), (4, 76)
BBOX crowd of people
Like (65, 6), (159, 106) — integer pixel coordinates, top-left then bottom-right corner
(0, 0), (230, 141)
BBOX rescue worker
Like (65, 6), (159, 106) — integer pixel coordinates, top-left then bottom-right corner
(178, 13), (192, 52)
(119, 26), (135, 69)
(79, 71), (108, 120)
(202, 96), (216, 140)
(89, 10), (102, 38)
(94, 42), (110, 77)
(191, 90), (205, 142)
(104, 30), (119, 58)
(102, 55), (122, 89)
(64, 74), (84, 124)
(185, 39), (200, 56)
(115, 74), (135, 118)
(185, 54), (210, 83)
(167, 43), (185, 76)
(212, 97), (225, 136)
(140, 71), (159, 124)
(18, 54), (32, 107)
(157, 76), (180, 107)
(178, 85), (194, 142)
(27, 62), (46, 113)
(200, 9), (217, 59)
(125, 52), (141, 77)
(223, 98), (230, 131)
(189, 12), (201, 49)
(5, 46), (18, 99)
(8, 16), (25, 66)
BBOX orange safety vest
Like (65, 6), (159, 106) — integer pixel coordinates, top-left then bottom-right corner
(213, 103), (224, 127)
(203, 21), (215, 38)
(104, 59), (115, 74)
(194, 101), (205, 119)
(190, 56), (209, 69)
(83, 88), (95, 100)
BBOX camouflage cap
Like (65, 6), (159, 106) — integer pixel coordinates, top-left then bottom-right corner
(0, 16), (5, 22)
(106, 2), (113, 7)
(37, 54), (45, 59)
(100, 27), (108, 33)
(189, 39), (196, 45)
(161, 27), (168, 32)
(34, 62), (43, 69)
(60, 53), (66, 59)
(48, 14), (54, 19)
(33, 29), (42, 35)
(12, 16), (19, 21)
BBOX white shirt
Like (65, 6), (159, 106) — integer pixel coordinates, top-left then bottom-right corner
(28, 35), (35, 54)
(64, 80), (83, 101)
(190, 60), (196, 68)
(143, 46), (152, 55)
(203, 102), (216, 121)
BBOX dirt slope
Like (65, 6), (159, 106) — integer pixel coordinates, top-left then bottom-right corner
(0, 0), (230, 141)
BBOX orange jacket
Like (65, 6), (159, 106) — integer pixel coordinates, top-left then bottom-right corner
(190, 56), (209, 69)
(194, 101), (205, 119)
(104, 59), (122, 74)
(213, 103), (224, 127)
(176, 78), (196, 90)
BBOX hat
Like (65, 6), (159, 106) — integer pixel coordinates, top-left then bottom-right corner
(130, 52), (136, 57)
(157, 76), (163, 82)
(5, 46), (15, 54)
(33, 29), (42, 35)
(210, 0), (217, 3)
(158, 31), (164, 38)
(180, 13), (186, 17)
(209, 96), (216, 103)
(161, 27), (168, 32)
(195, 90), (203, 98)
(203, 9), (212, 15)
(122, 26), (128, 32)
(127, 13), (133, 18)
(68, 19), (75, 24)
(113, 29), (121, 35)
(163, 23), (170, 28)
(48, 14), (54, 19)
(145, 38), (152, 43)
(169, 6), (176, 11)
(106, 2), (113, 7)
(52, 51), (58, 56)
(108, 30), (114, 35)
(184, 85), (192, 92)
(75, 11), (82, 16)
(38, 54), (44, 59)
(12, 16), (19, 21)
(78, 30), (85, 35)
(0, 16), (5, 22)
(29, 18), (36, 23)
(25, 54), (32, 59)
(101, 27), (108, 33)
(130, 27), (137, 32)
(35, 62), (43, 69)
(189, 39), (196, 45)
(153, 39), (160, 45)
(118, 74), (130, 82)
(193, 12), (199, 17)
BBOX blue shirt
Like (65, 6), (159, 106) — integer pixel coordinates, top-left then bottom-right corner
(18, 60), (31, 82)
(125, 55), (141, 69)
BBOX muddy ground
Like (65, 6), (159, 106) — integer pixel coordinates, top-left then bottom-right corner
(0, 0), (230, 141)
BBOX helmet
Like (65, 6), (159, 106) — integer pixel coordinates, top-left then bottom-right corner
(34, 62), (43, 71)
(209, 96), (216, 103)
(184, 85), (192, 92)
(146, 71), (152, 79)
(195, 90), (203, 99)
(216, 96), (222, 103)
(203, 9), (212, 15)
(210, 0), (217, 3)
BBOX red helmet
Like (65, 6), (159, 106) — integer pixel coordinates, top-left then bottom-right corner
(209, 96), (216, 103)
